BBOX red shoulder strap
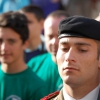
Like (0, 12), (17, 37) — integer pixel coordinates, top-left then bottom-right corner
(41, 91), (59, 100)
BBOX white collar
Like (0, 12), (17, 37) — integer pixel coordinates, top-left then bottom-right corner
(25, 34), (45, 52)
(63, 85), (100, 100)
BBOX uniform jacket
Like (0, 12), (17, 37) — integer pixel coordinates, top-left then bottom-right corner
(41, 89), (100, 100)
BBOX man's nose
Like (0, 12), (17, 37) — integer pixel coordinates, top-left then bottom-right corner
(0, 42), (8, 51)
(65, 47), (76, 62)
(51, 38), (58, 45)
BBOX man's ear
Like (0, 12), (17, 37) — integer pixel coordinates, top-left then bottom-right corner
(23, 39), (29, 50)
(98, 56), (100, 68)
(40, 19), (44, 30)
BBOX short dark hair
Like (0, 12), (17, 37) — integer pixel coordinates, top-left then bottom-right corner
(20, 5), (44, 21)
(0, 11), (29, 43)
(46, 10), (70, 19)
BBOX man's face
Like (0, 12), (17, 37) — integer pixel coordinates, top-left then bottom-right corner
(57, 37), (100, 87)
(0, 27), (27, 64)
(44, 16), (65, 56)
(23, 12), (43, 43)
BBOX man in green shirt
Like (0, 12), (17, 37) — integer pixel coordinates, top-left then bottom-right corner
(0, 11), (47, 100)
(28, 10), (69, 95)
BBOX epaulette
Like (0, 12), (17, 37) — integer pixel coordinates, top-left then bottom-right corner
(41, 91), (59, 100)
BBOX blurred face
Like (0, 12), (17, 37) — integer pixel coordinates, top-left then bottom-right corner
(57, 37), (100, 87)
(0, 27), (27, 64)
(44, 16), (65, 56)
(23, 12), (43, 43)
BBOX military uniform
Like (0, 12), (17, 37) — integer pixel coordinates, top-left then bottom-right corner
(41, 89), (100, 100)
(41, 16), (100, 100)
(41, 90), (64, 100)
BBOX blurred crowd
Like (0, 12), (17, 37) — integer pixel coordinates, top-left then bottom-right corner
(0, 0), (100, 18)
(0, 0), (100, 100)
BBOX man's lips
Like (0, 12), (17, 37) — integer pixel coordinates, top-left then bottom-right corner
(52, 49), (58, 52)
(51, 47), (58, 52)
(1, 54), (10, 57)
(63, 67), (79, 71)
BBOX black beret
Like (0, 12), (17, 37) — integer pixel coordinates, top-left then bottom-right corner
(58, 15), (100, 41)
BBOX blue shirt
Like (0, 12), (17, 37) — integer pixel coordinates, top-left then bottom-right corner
(31, 0), (61, 17)
(24, 41), (47, 63)
(0, 0), (30, 14)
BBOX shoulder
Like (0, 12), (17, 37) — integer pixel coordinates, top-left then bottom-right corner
(41, 91), (59, 100)
(23, 68), (45, 86)
(28, 53), (49, 62)
(26, 68), (44, 82)
(27, 53), (51, 66)
(24, 68), (47, 95)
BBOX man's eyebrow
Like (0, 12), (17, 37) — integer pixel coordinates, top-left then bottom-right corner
(60, 41), (68, 45)
(74, 42), (91, 46)
(60, 41), (91, 46)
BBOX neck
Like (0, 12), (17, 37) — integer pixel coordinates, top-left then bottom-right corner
(28, 37), (41, 50)
(64, 78), (100, 99)
(1, 60), (27, 74)
(52, 55), (57, 64)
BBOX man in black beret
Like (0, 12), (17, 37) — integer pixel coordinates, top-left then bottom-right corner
(41, 16), (100, 100)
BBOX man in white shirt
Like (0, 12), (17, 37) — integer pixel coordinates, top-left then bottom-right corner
(41, 16), (100, 100)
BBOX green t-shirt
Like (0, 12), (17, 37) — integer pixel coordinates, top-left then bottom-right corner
(0, 67), (48, 100)
(27, 53), (62, 95)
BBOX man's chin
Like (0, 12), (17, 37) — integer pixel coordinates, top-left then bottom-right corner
(52, 52), (57, 56)
(0, 59), (10, 64)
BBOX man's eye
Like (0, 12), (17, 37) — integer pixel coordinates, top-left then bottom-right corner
(9, 40), (16, 44)
(0, 39), (2, 44)
(49, 35), (53, 39)
(28, 20), (32, 24)
(61, 48), (69, 52)
(79, 49), (87, 52)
